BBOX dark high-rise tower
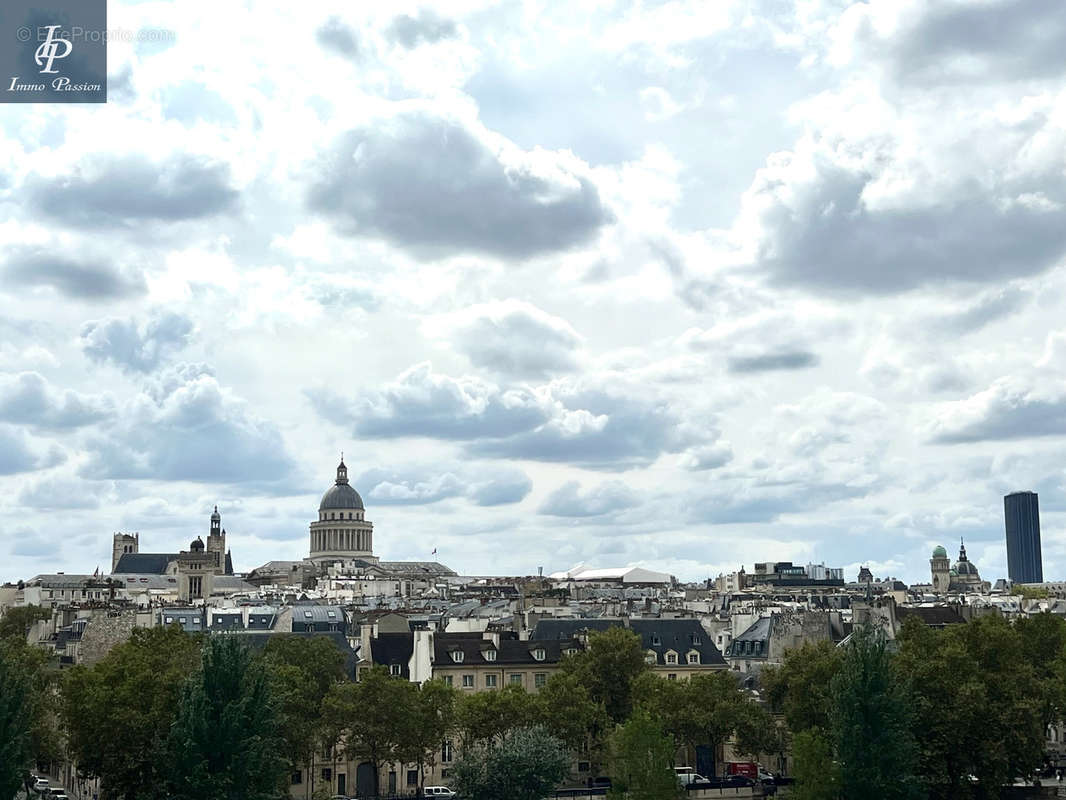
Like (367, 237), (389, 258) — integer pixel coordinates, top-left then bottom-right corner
(1005, 491), (1043, 584)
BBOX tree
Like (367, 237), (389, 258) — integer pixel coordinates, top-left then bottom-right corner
(0, 606), (51, 642)
(897, 614), (1044, 798)
(396, 679), (458, 792)
(636, 670), (775, 777)
(62, 625), (203, 800)
(0, 640), (36, 800)
(164, 636), (284, 800)
(452, 726), (569, 800)
(535, 671), (605, 751)
(761, 640), (843, 734)
(790, 729), (839, 800)
(559, 627), (648, 724)
(455, 683), (538, 748)
(606, 712), (682, 800)
(260, 635), (347, 793)
(322, 666), (415, 796)
(1014, 612), (1066, 728)
(830, 625), (919, 800)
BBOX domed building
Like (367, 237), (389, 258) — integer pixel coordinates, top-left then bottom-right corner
(308, 458), (377, 566)
(951, 540), (983, 590)
(930, 541), (985, 593)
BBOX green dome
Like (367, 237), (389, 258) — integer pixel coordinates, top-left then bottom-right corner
(932, 545), (948, 558)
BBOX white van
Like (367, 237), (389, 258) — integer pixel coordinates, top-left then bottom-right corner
(674, 767), (708, 786)
(422, 788), (457, 798)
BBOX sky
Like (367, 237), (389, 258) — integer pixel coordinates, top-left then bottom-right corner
(2, 0), (1066, 586)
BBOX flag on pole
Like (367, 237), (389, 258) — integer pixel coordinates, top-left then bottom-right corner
(431, 548), (437, 555)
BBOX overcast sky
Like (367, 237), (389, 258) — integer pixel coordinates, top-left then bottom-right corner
(2, 0), (1065, 585)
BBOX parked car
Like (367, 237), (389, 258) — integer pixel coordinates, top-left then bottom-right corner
(674, 768), (709, 786)
(51, 792), (69, 800)
(32, 779), (49, 794)
(422, 787), (457, 798)
(587, 776), (612, 788)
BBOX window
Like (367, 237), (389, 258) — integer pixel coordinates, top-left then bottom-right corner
(532, 648), (545, 661)
(691, 634), (702, 645)
(645, 652), (657, 665)
(442, 740), (454, 763)
(688, 653), (699, 665)
(441, 770), (451, 780)
(407, 770), (418, 787)
(462, 675), (474, 688)
(321, 768), (332, 781)
(651, 634), (661, 646)
(509, 673), (523, 685)
(390, 664), (402, 676)
(578, 762), (591, 773)
(666, 652), (677, 665)
(485, 674), (497, 688)
(291, 771), (302, 785)
(534, 673), (546, 688)
(165, 616), (173, 624)
(483, 649), (497, 661)
(668, 674), (677, 681)
(452, 650), (464, 663)
(304, 611), (313, 618)
(327, 610), (337, 618)
(443, 675), (453, 686)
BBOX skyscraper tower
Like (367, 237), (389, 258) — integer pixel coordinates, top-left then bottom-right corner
(1005, 491), (1043, 584)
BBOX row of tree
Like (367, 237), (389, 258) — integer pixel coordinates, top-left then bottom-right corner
(1, 612), (775, 800)
(762, 613), (1066, 800)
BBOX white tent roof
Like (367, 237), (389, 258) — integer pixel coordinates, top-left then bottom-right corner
(549, 565), (672, 584)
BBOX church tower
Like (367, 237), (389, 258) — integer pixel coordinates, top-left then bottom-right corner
(206, 505), (226, 570)
(111, 532), (139, 572)
(930, 545), (950, 593)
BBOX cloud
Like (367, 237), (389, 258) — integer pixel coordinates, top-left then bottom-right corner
(467, 379), (703, 470)
(309, 362), (549, 440)
(728, 350), (819, 373)
(26, 153), (239, 228)
(311, 364), (708, 470)
(18, 475), (106, 510)
(843, 0), (1066, 85)
(538, 480), (640, 517)
(929, 377), (1066, 443)
(307, 108), (613, 259)
(0, 426), (62, 476)
(678, 440), (734, 471)
(316, 16), (360, 58)
(2, 248), (146, 300)
(80, 365), (297, 483)
(429, 300), (582, 378)
(741, 144), (1066, 293)
(356, 464), (531, 507)
(79, 311), (195, 373)
(0, 372), (112, 430)
(387, 10), (458, 48)
(932, 286), (1031, 334)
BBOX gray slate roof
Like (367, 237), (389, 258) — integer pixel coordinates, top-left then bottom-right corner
(529, 618), (726, 667)
(113, 553), (176, 574)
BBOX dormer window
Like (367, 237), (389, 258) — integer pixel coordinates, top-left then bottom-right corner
(691, 634), (701, 645)
(531, 648), (546, 661)
(452, 650), (464, 663)
(651, 634), (661, 646)
(483, 649), (497, 661)
(666, 651), (678, 665)
(645, 652), (657, 665)
(688, 652), (699, 665)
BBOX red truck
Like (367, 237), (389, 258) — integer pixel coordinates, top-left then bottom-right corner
(726, 762), (775, 783)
